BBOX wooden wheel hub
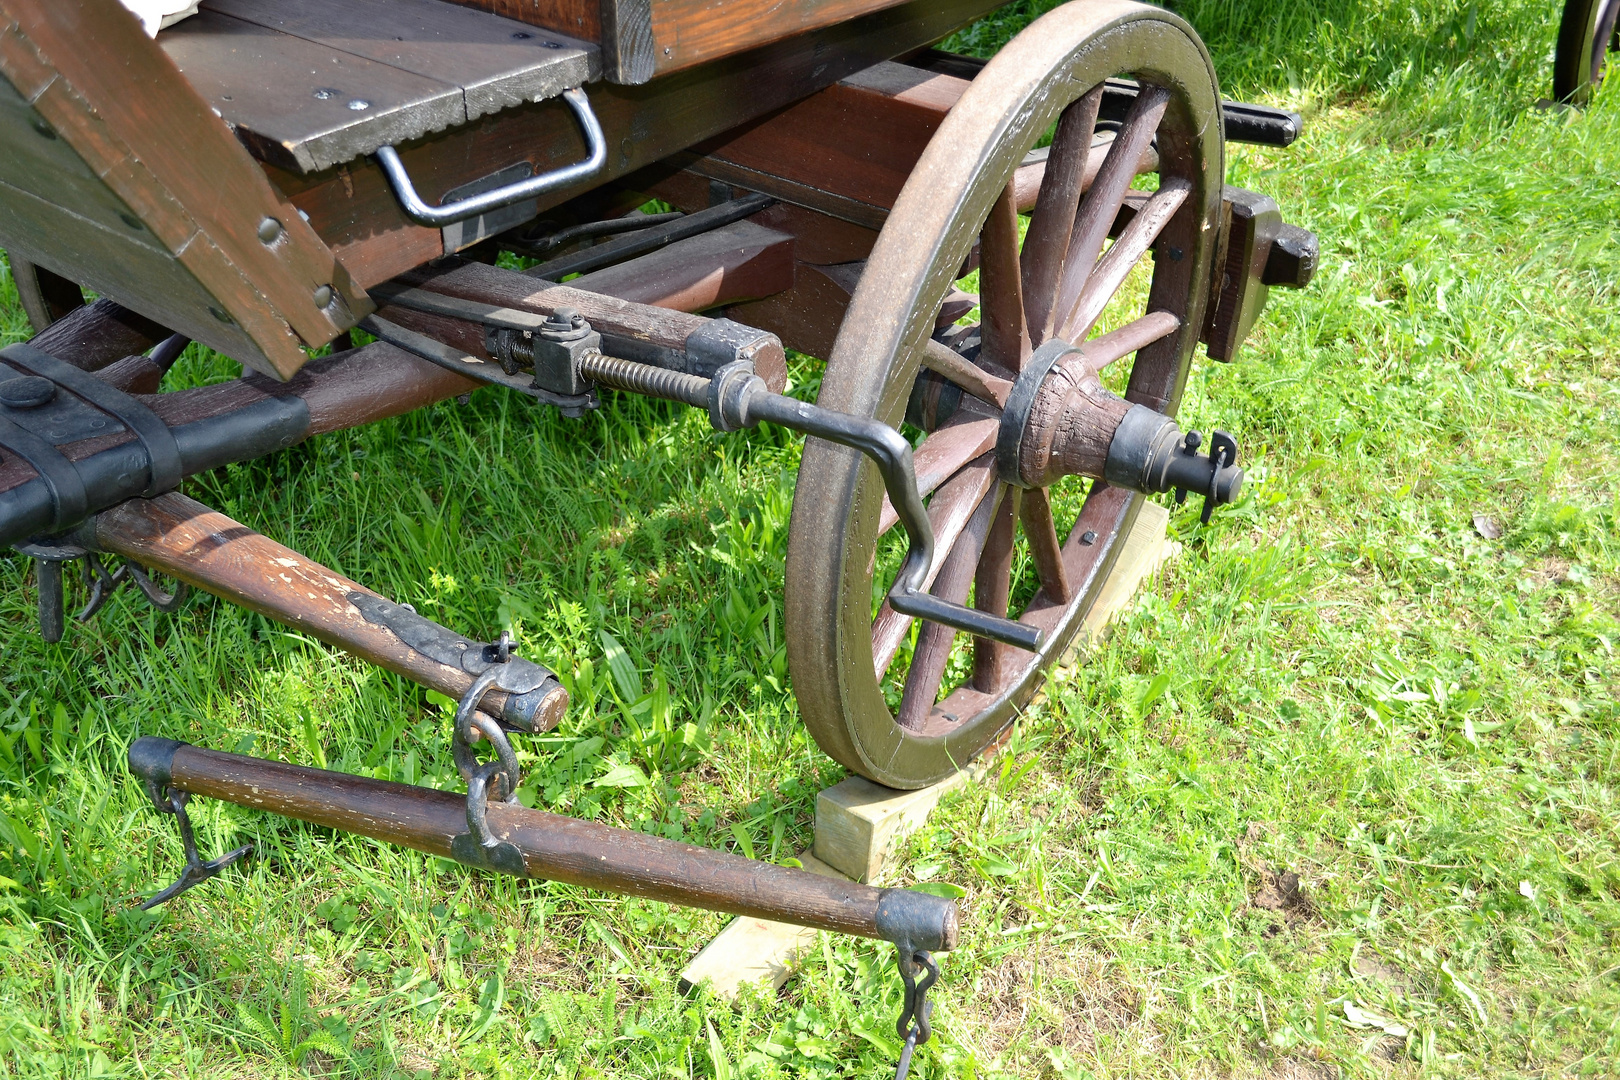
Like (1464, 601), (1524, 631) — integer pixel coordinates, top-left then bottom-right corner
(996, 338), (1131, 490)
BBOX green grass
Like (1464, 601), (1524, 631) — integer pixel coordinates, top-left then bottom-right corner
(2, 1), (1618, 1076)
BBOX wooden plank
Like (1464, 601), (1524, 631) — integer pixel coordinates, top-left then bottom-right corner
(1066, 499), (1174, 658)
(460, 0), (933, 84)
(201, 0), (598, 126)
(437, 0), (599, 44)
(266, 0), (1000, 289)
(0, 0), (371, 377)
(683, 63), (968, 224)
(565, 219), (794, 311)
(161, 11), (466, 174)
(677, 851), (845, 997)
(723, 261), (856, 361)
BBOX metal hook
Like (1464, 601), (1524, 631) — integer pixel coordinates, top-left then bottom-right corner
(140, 788), (251, 909)
(893, 948), (939, 1080)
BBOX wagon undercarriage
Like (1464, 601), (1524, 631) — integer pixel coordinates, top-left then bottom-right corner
(0, 0), (1316, 1061)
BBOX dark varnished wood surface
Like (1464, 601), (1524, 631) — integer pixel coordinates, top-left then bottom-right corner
(97, 492), (558, 726)
(265, 0), (998, 289)
(166, 743), (955, 944)
(0, 0), (370, 377)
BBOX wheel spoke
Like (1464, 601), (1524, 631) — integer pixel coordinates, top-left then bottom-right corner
(972, 485), (1021, 693)
(896, 485), (1004, 729)
(1054, 177), (1190, 344)
(1014, 129), (1160, 214)
(1049, 85), (1170, 343)
(872, 455), (998, 675)
(978, 179), (1030, 372)
(1020, 85), (1103, 346)
(1019, 486), (1071, 604)
(921, 338), (1013, 408)
(1075, 310), (1182, 370)
(878, 407), (998, 536)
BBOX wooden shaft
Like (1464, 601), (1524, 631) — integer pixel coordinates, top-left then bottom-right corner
(26, 298), (170, 373)
(148, 741), (958, 949)
(94, 493), (566, 731)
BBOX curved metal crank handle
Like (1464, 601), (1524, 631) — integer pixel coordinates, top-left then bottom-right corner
(592, 355), (1046, 653)
(376, 88), (608, 228)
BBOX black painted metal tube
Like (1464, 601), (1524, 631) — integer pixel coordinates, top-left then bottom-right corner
(127, 737), (959, 952)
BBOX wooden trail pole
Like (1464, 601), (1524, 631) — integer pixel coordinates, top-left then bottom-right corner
(128, 738), (959, 952)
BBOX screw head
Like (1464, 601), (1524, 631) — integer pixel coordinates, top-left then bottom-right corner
(30, 117), (56, 139)
(312, 285), (334, 308)
(347, 99), (371, 111)
(313, 88), (338, 100)
(511, 30), (531, 38)
(257, 217), (283, 244)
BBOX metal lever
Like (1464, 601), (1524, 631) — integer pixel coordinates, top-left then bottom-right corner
(375, 88), (607, 228)
(584, 355), (1043, 652)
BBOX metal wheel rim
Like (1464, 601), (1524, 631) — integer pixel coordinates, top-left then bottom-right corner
(786, 1), (1224, 789)
(1556, 0), (1620, 103)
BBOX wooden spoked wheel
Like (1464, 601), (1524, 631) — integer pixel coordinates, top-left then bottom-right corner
(786, 1), (1224, 789)
(1555, 0), (1620, 104)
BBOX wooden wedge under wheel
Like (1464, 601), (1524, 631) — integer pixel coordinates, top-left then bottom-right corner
(787, 1), (1227, 789)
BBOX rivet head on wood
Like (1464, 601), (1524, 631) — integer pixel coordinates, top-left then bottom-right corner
(0, 376), (56, 409)
(312, 285), (334, 308)
(347, 99), (371, 112)
(257, 218), (283, 244)
(30, 117), (55, 140)
(209, 306), (233, 324)
(1080, 530), (1098, 545)
(313, 88), (337, 100)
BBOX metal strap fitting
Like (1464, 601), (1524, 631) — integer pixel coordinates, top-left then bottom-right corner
(447, 632), (530, 874)
(2, 343), (182, 498)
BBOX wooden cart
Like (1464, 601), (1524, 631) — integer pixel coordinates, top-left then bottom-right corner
(0, 0), (1314, 1053)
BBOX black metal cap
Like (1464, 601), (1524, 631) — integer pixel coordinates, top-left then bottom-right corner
(875, 888), (960, 953)
(128, 736), (185, 791)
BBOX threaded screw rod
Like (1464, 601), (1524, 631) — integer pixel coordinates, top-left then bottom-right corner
(577, 351), (710, 408)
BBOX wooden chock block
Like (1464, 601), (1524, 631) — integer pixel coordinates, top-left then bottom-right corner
(1067, 499), (1174, 660)
(678, 851), (845, 999)
(813, 763), (986, 884)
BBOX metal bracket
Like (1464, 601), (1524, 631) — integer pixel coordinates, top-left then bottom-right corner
(376, 88), (607, 229)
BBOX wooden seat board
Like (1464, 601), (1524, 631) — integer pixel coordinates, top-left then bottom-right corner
(161, 11), (468, 174)
(202, 0), (597, 125)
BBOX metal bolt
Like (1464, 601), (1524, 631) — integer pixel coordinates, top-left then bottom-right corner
(1183, 430), (1202, 453)
(347, 99), (371, 112)
(31, 117), (56, 139)
(257, 217), (283, 244)
(1079, 530), (1098, 546)
(312, 285), (334, 308)
(511, 30), (531, 38)
(312, 88), (337, 100)
(209, 306), (233, 324)
(1168, 246), (1185, 261)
